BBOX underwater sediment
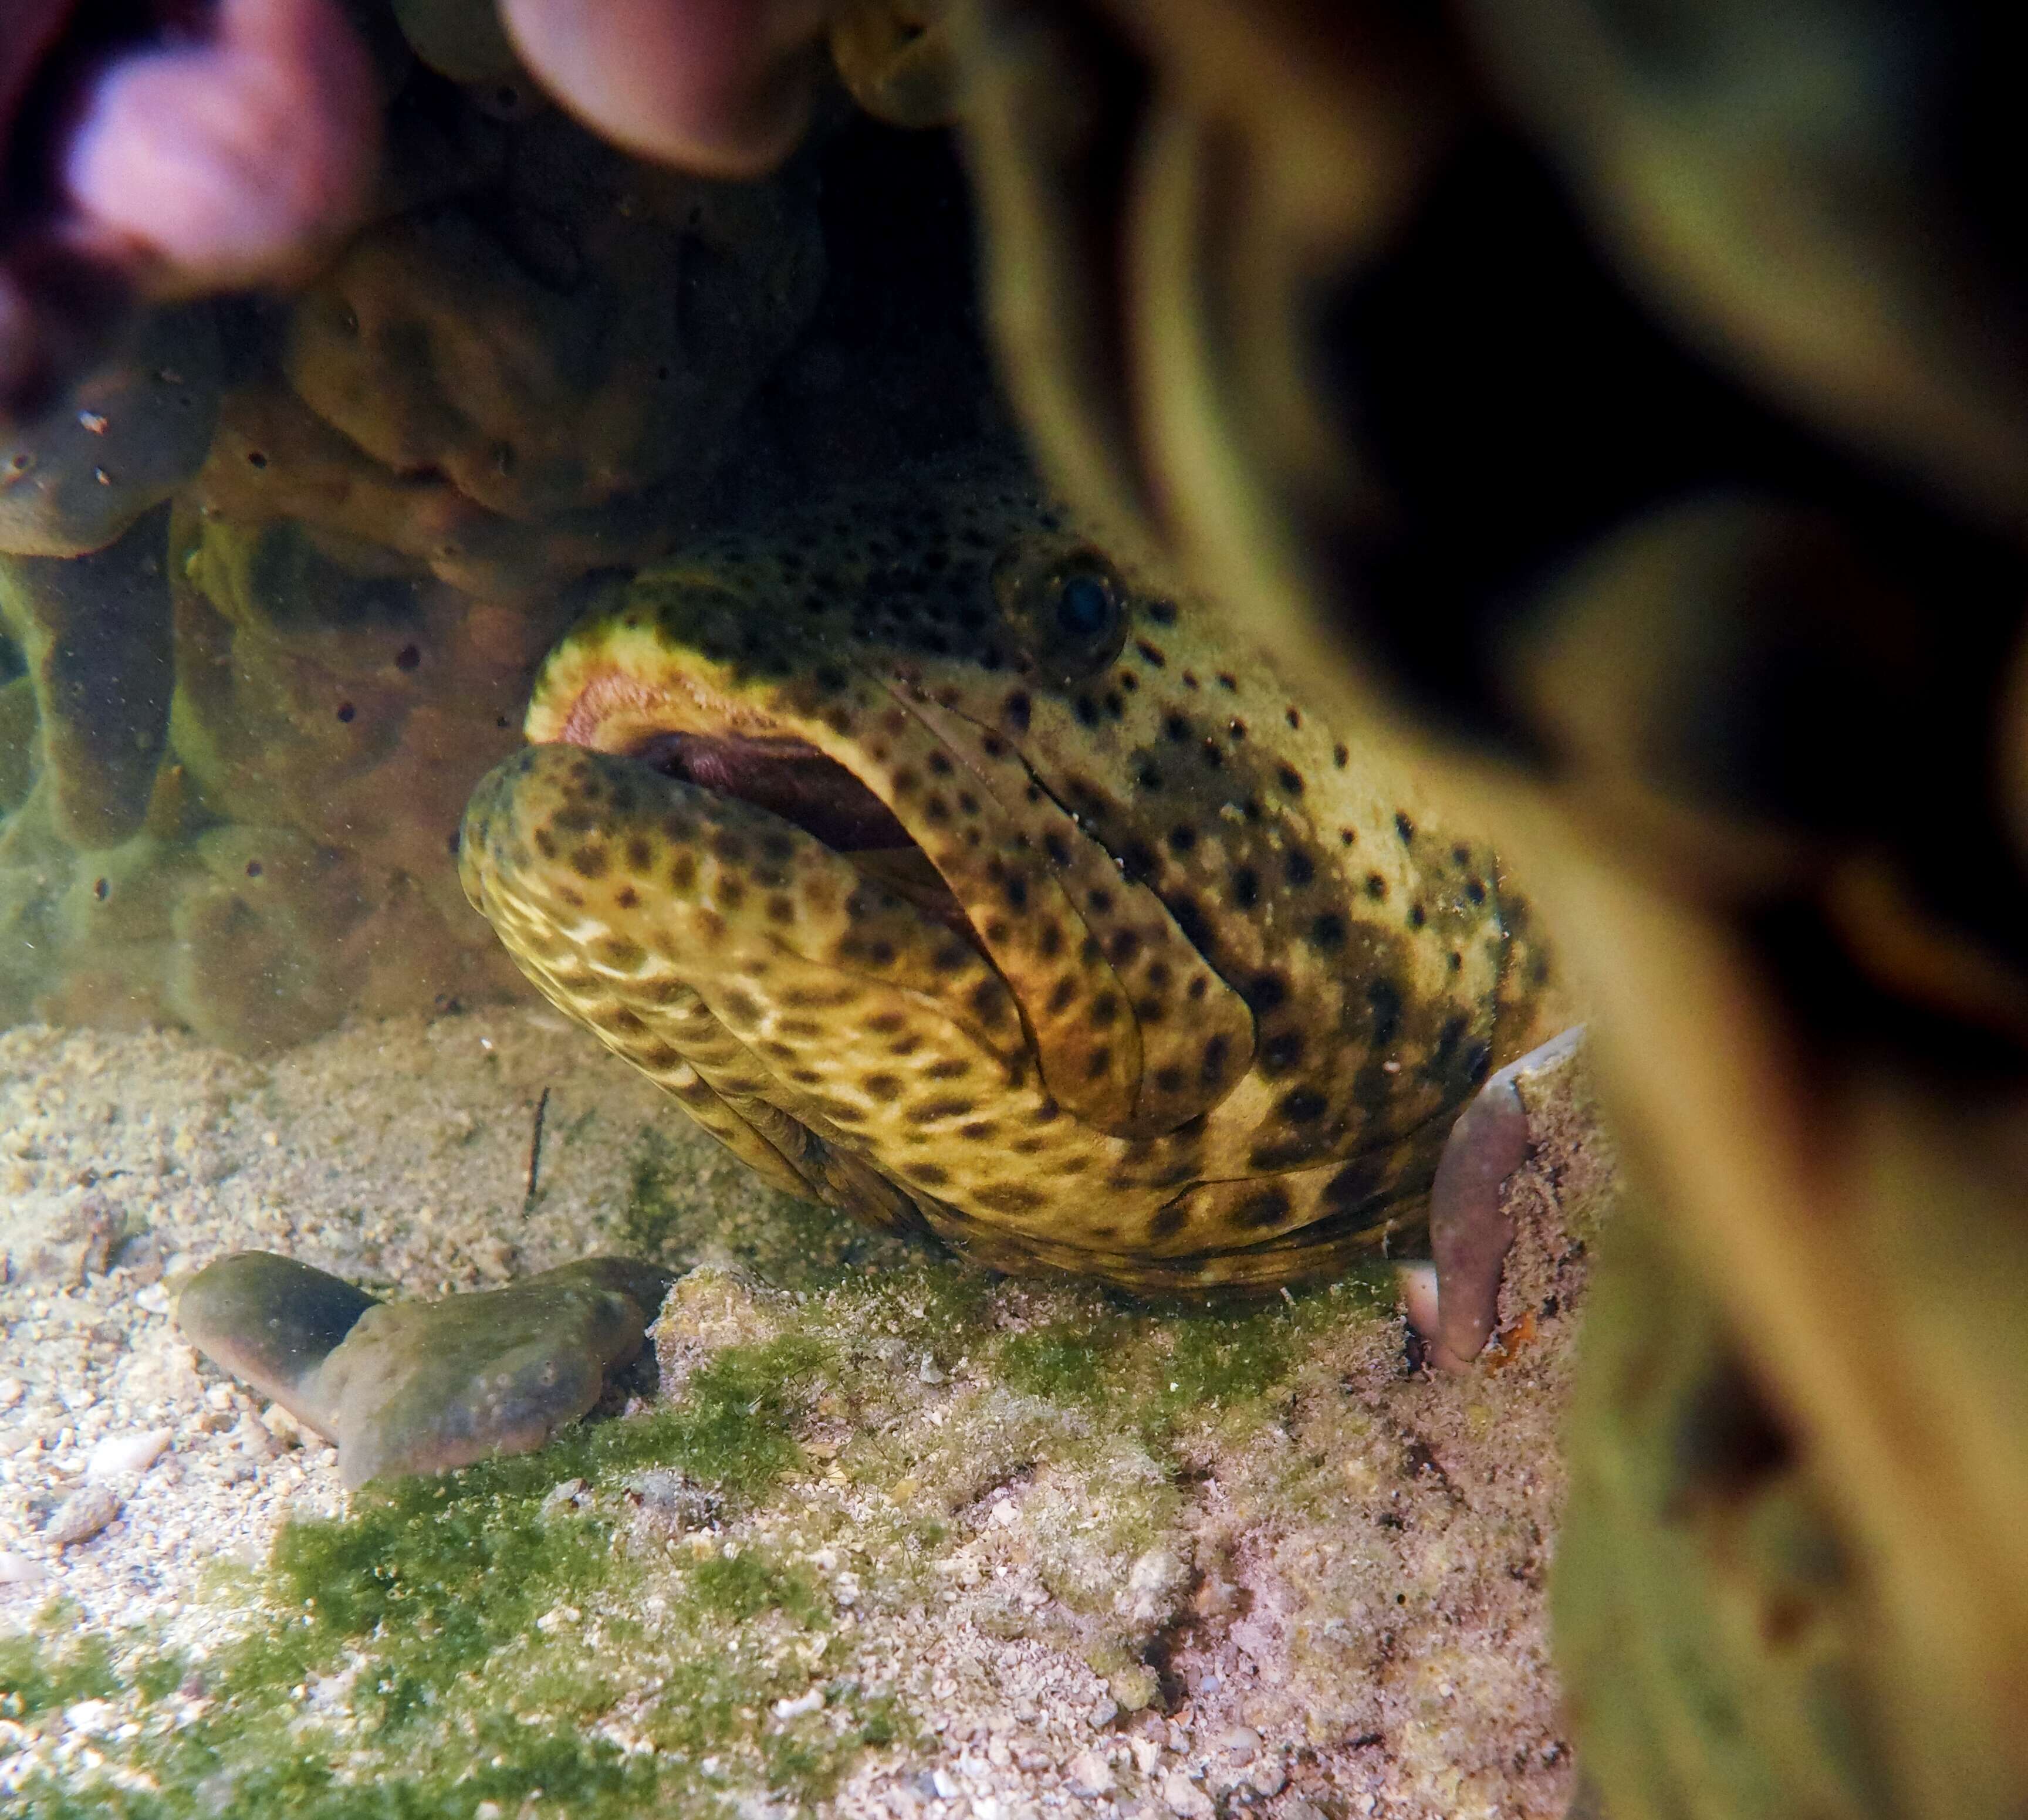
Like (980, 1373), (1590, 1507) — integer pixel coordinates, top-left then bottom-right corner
(0, 1010), (1611, 1817)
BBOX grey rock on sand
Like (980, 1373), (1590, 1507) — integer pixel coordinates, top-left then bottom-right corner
(178, 1251), (671, 1487)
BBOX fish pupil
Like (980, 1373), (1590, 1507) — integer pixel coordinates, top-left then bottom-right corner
(1056, 575), (1113, 641)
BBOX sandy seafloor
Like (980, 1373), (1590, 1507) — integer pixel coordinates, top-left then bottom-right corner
(0, 1003), (1614, 1819)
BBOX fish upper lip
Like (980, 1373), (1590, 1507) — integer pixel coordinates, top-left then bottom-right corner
(549, 662), (785, 750)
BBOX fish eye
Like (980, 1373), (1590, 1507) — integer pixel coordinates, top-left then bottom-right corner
(1055, 574), (1116, 642)
(989, 539), (1129, 680)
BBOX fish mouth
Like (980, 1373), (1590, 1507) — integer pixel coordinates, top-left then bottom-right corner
(626, 731), (911, 854)
(511, 601), (988, 955)
(527, 605), (995, 945)
(622, 726), (982, 943)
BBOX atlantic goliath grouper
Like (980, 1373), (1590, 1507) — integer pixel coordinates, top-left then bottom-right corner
(459, 467), (1567, 1290)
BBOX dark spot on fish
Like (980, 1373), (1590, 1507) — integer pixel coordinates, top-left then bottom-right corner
(1367, 977), (1403, 1046)
(1236, 1186), (1293, 1230)
(1365, 873), (1388, 901)
(1200, 1033), (1231, 1085)
(1308, 913), (1347, 950)
(1286, 850), (1314, 887)
(1276, 765), (1304, 797)
(1325, 1158), (1385, 1209)
(1260, 1031), (1304, 1076)
(1003, 691), (1032, 731)
(1245, 973), (1289, 1014)
(980, 1184), (1046, 1215)
(1231, 867), (1260, 909)
(1148, 1205), (1189, 1241)
(1168, 894), (1216, 959)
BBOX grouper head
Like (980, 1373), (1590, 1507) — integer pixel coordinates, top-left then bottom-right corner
(460, 469), (1549, 1290)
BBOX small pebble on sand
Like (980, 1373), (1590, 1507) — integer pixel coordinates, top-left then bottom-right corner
(45, 1483), (122, 1546)
(86, 1426), (171, 1479)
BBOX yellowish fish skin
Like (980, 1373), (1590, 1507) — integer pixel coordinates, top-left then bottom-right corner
(461, 470), (1556, 1291)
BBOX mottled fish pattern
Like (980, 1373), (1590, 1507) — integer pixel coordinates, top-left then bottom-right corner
(461, 466), (1554, 1290)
